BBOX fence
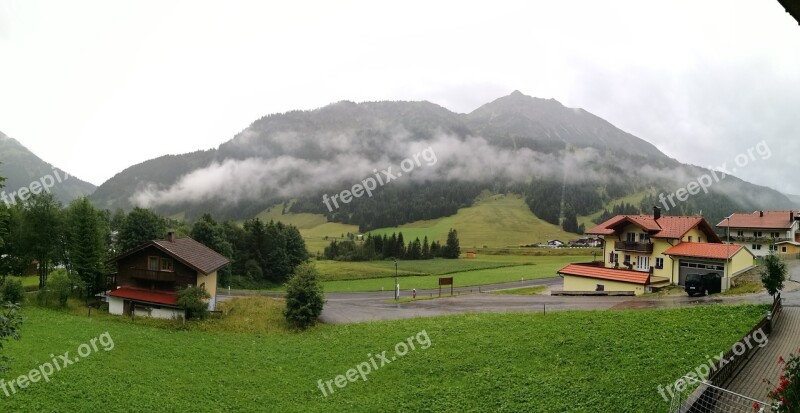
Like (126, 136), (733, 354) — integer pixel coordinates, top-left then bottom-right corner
(668, 295), (783, 412)
(668, 376), (775, 412)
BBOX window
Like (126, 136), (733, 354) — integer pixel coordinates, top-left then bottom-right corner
(687, 236), (693, 242)
(637, 256), (650, 270)
(160, 258), (174, 271)
(737, 230), (744, 237)
(771, 232), (780, 238)
(783, 246), (788, 253)
(624, 255), (631, 264)
(754, 231), (763, 238)
(751, 244), (762, 250)
(769, 245), (778, 252)
(638, 233), (648, 242)
(596, 284), (604, 292)
(655, 258), (664, 269)
(609, 253), (618, 263)
(626, 233), (636, 242)
(148, 256), (159, 271)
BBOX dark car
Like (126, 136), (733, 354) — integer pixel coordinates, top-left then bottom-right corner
(685, 273), (722, 296)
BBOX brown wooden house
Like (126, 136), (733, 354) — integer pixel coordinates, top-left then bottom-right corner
(106, 233), (229, 319)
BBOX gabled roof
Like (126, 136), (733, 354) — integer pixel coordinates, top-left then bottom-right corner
(587, 214), (721, 242)
(110, 236), (230, 275)
(662, 242), (746, 260)
(108, 287), (179, 306)
(716, 211), (798, 230)
(557, 263), (650, 285)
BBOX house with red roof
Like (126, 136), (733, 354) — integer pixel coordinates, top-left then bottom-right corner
(558, 207), (755, 295)
(716, 210), (800, 257)
(106, 232), (230, 319)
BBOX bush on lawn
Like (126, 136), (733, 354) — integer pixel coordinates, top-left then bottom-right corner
(1, 278), (25, 304)
(284, 263), (324, 330)
(177, 286), (211, 320)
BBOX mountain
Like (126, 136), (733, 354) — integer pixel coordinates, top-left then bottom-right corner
(0, 131), (96, 206)
(89, 91), (794, 230)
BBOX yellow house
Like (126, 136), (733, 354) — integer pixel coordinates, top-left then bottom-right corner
(558, 208), (755, 295)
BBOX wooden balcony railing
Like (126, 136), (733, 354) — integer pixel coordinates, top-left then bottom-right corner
(126, 268), (177, 282)
(614, 241), (653, 253)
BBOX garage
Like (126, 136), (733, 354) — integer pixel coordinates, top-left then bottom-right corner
(677, 259), (725, 286)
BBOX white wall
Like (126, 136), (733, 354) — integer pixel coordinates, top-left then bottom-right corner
(108, 296), (124, 315)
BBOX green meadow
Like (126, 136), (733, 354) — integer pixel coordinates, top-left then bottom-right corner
(0, 303), (766, 412)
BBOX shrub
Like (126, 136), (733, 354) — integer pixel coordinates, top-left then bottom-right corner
(177, 286), (211, 320)
(767, 351), (800, 412)
(284, 263), (324, 330)
(37, 271), (73, 308)
(1, 278), (25, 304)
(762, 253), (787, 298)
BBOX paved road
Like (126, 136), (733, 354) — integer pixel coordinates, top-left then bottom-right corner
(217, 260), (800, 324)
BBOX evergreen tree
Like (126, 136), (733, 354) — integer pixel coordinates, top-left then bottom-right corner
(117, 207), (167, 252)
(443, 229), (460, 259)
(65, 197), (107, 294)
(422, 236), (430, 259)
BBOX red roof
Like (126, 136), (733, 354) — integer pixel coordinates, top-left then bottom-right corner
(557, 263), (650, 285)
(587, 214), (720, 242)
(663, 242), (745, 260)
(108, 287), (179, 306)
(716, 211), (798, 230)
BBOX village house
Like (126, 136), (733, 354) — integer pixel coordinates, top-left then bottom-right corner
(716, 210), (800, 258)
(557, 207), (755, 295)
(105, 233), (230, 319)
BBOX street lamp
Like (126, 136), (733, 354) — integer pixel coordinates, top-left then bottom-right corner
(393, 258), (399, 301)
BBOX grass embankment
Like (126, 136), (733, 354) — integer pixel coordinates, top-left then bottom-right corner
(489, 286), (547, 295)
(1, 302), (767, 412)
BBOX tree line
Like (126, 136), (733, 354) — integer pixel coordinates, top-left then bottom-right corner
(0, 193), (308, 293)
(323, 229), (460, 261)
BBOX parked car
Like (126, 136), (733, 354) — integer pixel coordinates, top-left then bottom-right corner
(685, 273), (722, 296)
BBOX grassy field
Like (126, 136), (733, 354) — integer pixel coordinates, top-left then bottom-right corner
(577, 190), (650, 231)
(368, 193), (579, 248)
(255, 194), (582, 253)
(306, 255), (588, 292)
(1, 303), (766, 412)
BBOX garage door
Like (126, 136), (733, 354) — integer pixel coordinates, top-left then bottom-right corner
(677, 260), (725, 286)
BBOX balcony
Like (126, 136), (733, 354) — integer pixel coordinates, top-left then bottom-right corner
(614, 241), (653, 253)
(126, 268), (178, 282)
(728, 236), (791, 243)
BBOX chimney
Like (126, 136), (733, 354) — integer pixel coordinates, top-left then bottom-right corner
(166, 231), (175, 242)
(653, 206), (661, 220)
(791, 211), (794, 222)
(760, 210), (764, 217)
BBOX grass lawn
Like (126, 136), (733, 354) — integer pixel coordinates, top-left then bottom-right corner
(489, 285), (547, 295)
(1, 303), (766, 412)
(311, 256), (587, 292)
(3, 275), (39, 290)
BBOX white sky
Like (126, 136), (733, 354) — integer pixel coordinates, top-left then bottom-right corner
(1, 0), (799, 192)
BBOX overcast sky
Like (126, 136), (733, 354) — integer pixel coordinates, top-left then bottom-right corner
(1, 0), (798, 193)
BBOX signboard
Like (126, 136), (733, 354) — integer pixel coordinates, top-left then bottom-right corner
(438, 277), (453, 297)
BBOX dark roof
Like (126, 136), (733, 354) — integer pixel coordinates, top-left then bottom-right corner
(109, 287), (179, 306)
(110, 236), (230, 274)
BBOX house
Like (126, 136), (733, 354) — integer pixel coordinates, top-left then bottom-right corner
(558, 207), (755, 295)
(568, 237), (603, 248)
(716, 210), (800, 257)
(106, 233), (230, 319)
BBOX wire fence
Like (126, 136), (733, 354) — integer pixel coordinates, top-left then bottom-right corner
(668, 376), (777, 413)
